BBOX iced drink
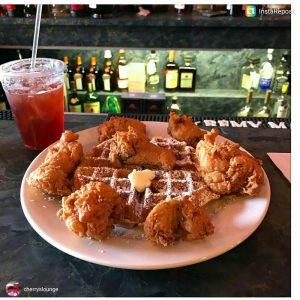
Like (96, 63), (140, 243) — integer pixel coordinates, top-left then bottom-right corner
(0, 58), (65, 150)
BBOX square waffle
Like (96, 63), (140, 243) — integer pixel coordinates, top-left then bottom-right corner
(73, 166), (208, 227)
(79, 137), (196, 171)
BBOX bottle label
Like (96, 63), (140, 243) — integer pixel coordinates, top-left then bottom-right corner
(69, 104), (82, 113)
(119, 65), (128, 79)
(166, 70), (178, 89)
(74, 74), (83, 90)
(87, 74), (96, 91)
(92, 78), (96, 91)
(149, 74), (159, 85)
(277, 104), (289, 118)
(147, 61), (157, 75)
(84, 102), (100, 113)
(250, 71), (260, 89)
(64, 73), (70, 90)
(180, 72), (193, 89)
(103, 77), (111, 91)
(241, 74), (251, 90)
(118, 78), (128, 89)
(259, 78), (271, 90)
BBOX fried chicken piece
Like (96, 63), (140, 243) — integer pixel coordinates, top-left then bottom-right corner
(109, 126), (176, 170)
(167, 112), (206, 148)
(98, 117), (146, 143)
(144, 200), (181, 246)
(144, 187), (218, 246)
(195, 129), (264, 196)
(57, 182), (124, 240)
(27, 130), (83, 196)
(180, 189), (217, 241)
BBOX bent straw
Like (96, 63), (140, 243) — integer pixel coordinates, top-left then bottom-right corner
(30, 4), (43, 70)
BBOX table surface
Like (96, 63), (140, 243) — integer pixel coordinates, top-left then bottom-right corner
(0, 114), (291, 297)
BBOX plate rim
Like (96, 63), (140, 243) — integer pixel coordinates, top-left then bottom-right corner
(20, 121), (271, 270)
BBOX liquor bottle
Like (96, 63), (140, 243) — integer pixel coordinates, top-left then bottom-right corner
(237, 89), (254, 117)
(273, 53), (290, 94)
(51, 5), (70, 17)
(102, 50), (115, 92)
(68, 81), (82, 112)
(179, 56), (197, 91)
(240, 58), (260, 90)
(164, 50), (179, 92)
(89, 4), (101, 18)
(227, 4), (244, 16)
(276, 99), (289, 118)
(84, 82), (100, 113)
(87, 56), (101, 91)
(70, 5), (87, 17)
(116, 49), (129, 92)
(0, 5), (7, 17)
(259, 49), (275, 91)
(63, 55), (73, 91)
(0, 83), (7, 110)
(168, 96), (182, 114)
(108, 95), (122, 113)
(4, 5), (24, 17)
(24, 5), (36, 17)
(101, 96), (110, 113)
(146, 50), (160, 92)
(74, 56), (86, 91)
(254, 90), (271, 117)
(174, 4), (193, 15)
(272, 83), (289, 117)
(90, 5), (116, 18)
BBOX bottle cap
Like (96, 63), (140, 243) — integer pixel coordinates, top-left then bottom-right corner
(63, 56), (69, 64)
(76, 56), (82, 65)
(90, 56), (97, 65)
(104, 50), (112, 59)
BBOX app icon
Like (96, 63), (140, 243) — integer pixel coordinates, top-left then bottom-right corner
(245, 5), (256, 17)
(6, 282), (21, 297)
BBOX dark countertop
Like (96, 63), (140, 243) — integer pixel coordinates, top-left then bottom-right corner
(0, 13), (291, 27)
(0, 13), (290, 48)
(0, 114), (291, 297)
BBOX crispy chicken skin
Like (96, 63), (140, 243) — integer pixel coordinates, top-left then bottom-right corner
(167, 112), (206, 148)
(109, 126), (176, 170)
(144, 200), (181, 246)
(27, 130), (83, 196)
(180, 190), (217, 241)
(57, 182), (124, 240)
(195, 129), (264, 196)
(144, 187), (218, 246)
(97, 117), (146, 143)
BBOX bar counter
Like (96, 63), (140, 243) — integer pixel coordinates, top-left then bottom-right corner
(0, 113), (291, 297)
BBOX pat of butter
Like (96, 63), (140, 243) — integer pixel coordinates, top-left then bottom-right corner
(128, 169), (156, 193)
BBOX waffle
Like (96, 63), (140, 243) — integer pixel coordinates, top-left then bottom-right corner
(73, 166), (209, 226)
(150, 137), (196, 171)
(79, 137), (196, 171)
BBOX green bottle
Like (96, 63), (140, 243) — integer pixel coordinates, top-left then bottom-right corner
(68, 81), (82, 112)
(101, 96), (110, 113)
(108, 95), (122, 113)
(84, 82), (100, 113)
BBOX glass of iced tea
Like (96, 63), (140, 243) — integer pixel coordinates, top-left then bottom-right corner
(0, 58), (65, 150)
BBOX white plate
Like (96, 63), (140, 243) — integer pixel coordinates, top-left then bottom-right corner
(20, 122), (271, 270)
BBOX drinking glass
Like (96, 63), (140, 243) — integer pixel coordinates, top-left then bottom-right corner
(0, 58), (65, 150)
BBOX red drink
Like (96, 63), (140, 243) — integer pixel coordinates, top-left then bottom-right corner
(7, 84), (64, 149)
(0, 58), (66, 150)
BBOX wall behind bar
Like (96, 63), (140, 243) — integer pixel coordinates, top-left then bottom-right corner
(10, 48), (289, 90)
